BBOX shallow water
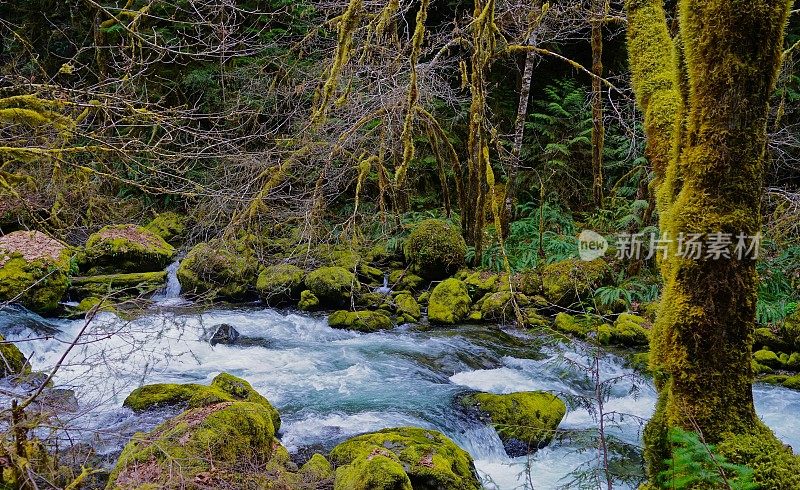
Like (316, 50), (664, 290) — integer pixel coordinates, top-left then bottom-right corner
(1, 305), (798, 490)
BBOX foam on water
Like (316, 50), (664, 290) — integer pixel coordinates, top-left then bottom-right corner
(1, 306), (798, 489)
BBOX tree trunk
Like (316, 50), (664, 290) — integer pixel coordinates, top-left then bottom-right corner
(625, 0), (792, 478)
(590, 0), (605, 207)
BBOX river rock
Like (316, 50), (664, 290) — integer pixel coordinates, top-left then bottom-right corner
(461, 391), (566, 457)
(305, 266), (358, 307)
(255, 263), (305, 305)
(177, 239), (258, 300)
(80, 224), (176, 274)
(0, 231), (71, 314)
(428, 278), (472, 324)
(403, 219), (467, 280)
(541, 258), (610, 307)
(209, 323), (240, 346)
(329, 426), (481, 490)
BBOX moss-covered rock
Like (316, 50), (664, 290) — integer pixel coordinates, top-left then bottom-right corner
(70, 271), (167, 300)
(480, 291), (515, 321)
(753, 349), (783, 369)
(0, 334), (27, 377)
(298, 289), (319, 311)
(0, 231), (71, 314)
(716, 426), (800, 489)
(417, 291), (430, 305)
(144, 212), (188, 245)
(541, 258), (610, 306)
(428, 279), (472, 324)
(255, 264), (304, 305)
(305, 266), (358, 306)
(515, 270), (543, 296)
(106, 401), (278, 489)
(123, 372), (280, 431)
(394, 293), (420, 320)
(553, 312), (594, 338)
(299, 453), (333, 482)
(403, 220), (467, 280)
(753, 327), (789, 352)
(461, 391), (566, 457)
(328, 310), (393, 332)
(388, 269), (425, 291)
(463, 271), (498, 300)
(81, 224), (176, 274)
(329, 427), (481, 490)
(610, 313), (651, 347)
(177, 240), (258, 300)
(522, 308), (549, 328)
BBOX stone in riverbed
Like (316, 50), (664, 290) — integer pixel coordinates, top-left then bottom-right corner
(461, 391), (566, 457)
(255, 263), (305, 305)
(80, 224), (176, 274)
(69, 271), (167, 300)
(427, 278), (472, 324)
(209, 323), (240, 346)
(328, 310), (392, 332)
(305, 266), (358, 306)
(403, 219), (467, 281)
(0, 231), (71, 314)
(177, 239), (258, 300)
(329, 426), (481, 490)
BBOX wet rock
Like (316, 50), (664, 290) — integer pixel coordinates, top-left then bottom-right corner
(80, 224), (176, 274)
(177, 240), (258, 300)
(0, 231), (71, 314)
(209, 323), (240, 346)
(428, 279), (471, 324)
(403, 220), (466, 281)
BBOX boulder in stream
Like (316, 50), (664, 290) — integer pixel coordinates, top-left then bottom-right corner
(328, 310), (392, 332)
(177, 239), (258, 300)
(461, 391), (566, 457)
(329, 426), (481, 490)
(255, 263), (305, 305)
(428, 278), (472, 324)
(305, 266), (358, 307)
(0, 230), (71, 314)
(80, 224), (176, 274)
(209, 323), (240, 346)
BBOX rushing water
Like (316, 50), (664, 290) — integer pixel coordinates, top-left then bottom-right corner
(1, 305), (799, 489)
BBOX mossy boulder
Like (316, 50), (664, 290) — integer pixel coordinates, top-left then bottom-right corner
(106, 401), (278, 489)
(329, 427), (481, 490)
(541, 258), (610, 306)
(480, 291), (515, 321)
(144, 212), (188, 245)
(610, 313), (651, 347)
(123, 372), (280, 431)
(81, 224), (176, 274)
(522, 308), (549, 328)
(328, 310), (393, 332)
(298, 290), (319, 311)
(0, 334), (28, 377)
(754, 327), (789, 352)
(428, 279), (472, 324)
(715, 426), (800, 489)
(753, 349), (783, 369)
(177, 240), (258, 300)
(403, 220), (467, 280)
(0, 231), (71, 314)
(394, 293), (421, 321)
(515, 270), (543, 296)
(461, 391), (566, 457)
(305, 266), (358, 306)
(255, 264), (305, 305)
(69, 271), (167, 300)
(463, 271), (498, 300)
(299, 453), (334, 482)
(553, 312), (595, 338)
(388, 269), (425, 291)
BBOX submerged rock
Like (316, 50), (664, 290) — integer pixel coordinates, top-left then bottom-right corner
(209, 323), (240, 346)
(462, 391), (566, 457)
(177, 240), (258, 300)
(256, 263), (305, 304)
(123, 372), (280, 431)
(305, 266), (358, 306)
(403, 219), (467, 281)
(329, 426), (481, 490)
(428, 278), (472, 324)
(328, 310), (392, 332)
(81, 224), (176, 274)
(0, 231), (71, 314)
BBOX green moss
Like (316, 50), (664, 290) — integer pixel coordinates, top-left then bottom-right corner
(328, 310), (392, 332)
(298, 289), (319, 311)
(0, 231), (71, 314)
(106, 401), (277, 489)
(300, 454), (333, 482)
(123, 372), (280, 431)
(522, 308), (549, 328)
(611, 313), (651, 347)
(553, 312), (594, 338)
(329, 427), (480, 490)
(403, 220), (466, 280)
(787, 352), (800, 371)
(394, 293), (420, 320)
(753, 349), (783, 369)
(479, 291), (514, 321)
(0, 334), (27, 377)
(541, 258), (610, 306)
(82, 224), (176, 274)
(463, 271), (498, 300)
(144, 212), (188, 245)
(305, 266), (357, 306)
(70, 272), (167, 300)
(177, 240), (258, 300)
(754, 327), (789, 352)
(256, 264), (304, 304)
(417, 291), (430, 305)
(388, 269), (424, 291)
(428, 278), (472, 324)
(515, 270), (543, 296)
(716, 426), (800, 489)
(462, 392), (566, 456)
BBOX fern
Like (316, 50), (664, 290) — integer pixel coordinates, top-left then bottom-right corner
(658, 429), (758, 490)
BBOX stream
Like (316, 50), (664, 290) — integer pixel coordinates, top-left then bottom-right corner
(1, 269), (799, 489)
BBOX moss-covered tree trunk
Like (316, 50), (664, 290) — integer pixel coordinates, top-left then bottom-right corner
(625, 0), (792, 478)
